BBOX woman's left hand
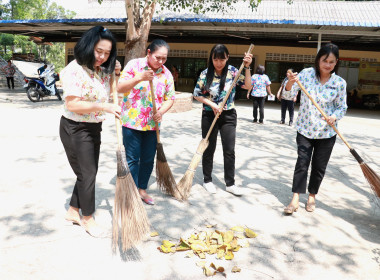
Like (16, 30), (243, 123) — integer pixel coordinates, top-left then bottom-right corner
(243, 53), (253, 67)
(153, 110), (163, 122)
(322, 115), (337, 126)
(115, 60), (121, 75)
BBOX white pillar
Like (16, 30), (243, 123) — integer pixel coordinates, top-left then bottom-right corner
(317, 33), (322, 52)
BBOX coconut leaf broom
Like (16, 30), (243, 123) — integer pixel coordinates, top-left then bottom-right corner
(111, 75), (150, 252)
(288, 70), (380, 199)
(177, 44), (255, 200)
(149, 80), (183, 200)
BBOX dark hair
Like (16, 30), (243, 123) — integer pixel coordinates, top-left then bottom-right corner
(74, 26), (117, 74)
(146, 39), (170, 54)
(205, 44), (229, 93)
(256, 65), (265, 75)
(314, 43), (339, 80)
(7, 60), (11, 63)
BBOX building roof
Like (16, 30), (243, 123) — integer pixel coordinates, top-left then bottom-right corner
(0, 0), (379, 50)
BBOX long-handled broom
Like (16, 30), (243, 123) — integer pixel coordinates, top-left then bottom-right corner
(177, 44), (255, 200)
(149, 80), (183, 200)
(111, 74), (150, 252)
(288, 70), (380, 198)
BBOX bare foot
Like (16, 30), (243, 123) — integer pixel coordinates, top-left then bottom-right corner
(65, 206), (81, 224)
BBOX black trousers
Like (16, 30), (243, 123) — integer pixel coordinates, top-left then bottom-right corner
(202, 109), (237, 186)
(6, 77), (14, 89)
(281, 99), (295, 122)
(59, 116), (102, 216)
(292, 132), (336, 194)
(252, 96), (265, 122)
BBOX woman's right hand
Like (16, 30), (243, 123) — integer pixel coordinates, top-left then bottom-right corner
(286, 71), (298, 87)
(104, 103), (121, 119)
(211, 102), (222, 116)
(137, 69), (154, 82)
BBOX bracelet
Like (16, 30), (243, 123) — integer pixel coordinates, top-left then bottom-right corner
(244, 67), (251, 71)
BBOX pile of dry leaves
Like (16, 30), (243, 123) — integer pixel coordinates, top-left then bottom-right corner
(154, 226), (258, 277)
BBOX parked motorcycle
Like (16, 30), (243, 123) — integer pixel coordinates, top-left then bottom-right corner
(24, 65), (62, 102)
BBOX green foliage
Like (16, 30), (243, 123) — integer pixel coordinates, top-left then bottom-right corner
(45, 42), (65, 72)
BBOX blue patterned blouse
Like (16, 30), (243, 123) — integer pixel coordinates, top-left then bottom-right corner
(250, 74), (271, 97)
(193, 65), (245, 111)
(285, 67), (347, 139)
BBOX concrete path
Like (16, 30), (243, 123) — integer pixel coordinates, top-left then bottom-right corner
(1, 88), (380, 280)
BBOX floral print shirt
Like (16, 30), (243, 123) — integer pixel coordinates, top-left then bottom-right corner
(2, 64), (16, 77)
(250, 74), (271, 97)
(193, 65), (245, 111)
(119, 57), (175, 131)
(279, 78), (294, 101)
(286, 67), (347, 139)
(60, 60), (111, 123)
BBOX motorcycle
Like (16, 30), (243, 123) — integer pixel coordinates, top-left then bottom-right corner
(24, 65), (62, 102)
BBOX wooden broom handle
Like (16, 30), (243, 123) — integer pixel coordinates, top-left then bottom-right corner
(204, 43), (255, 141)
(287, 70), (352, 150)
(111, 73), (123, 147)
(149, 80), (161, 143)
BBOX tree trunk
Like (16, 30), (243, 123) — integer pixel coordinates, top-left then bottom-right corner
(124, 34), (147, 64)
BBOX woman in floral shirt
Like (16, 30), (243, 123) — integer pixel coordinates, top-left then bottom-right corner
(193, 44), (252, 196)
(59, 26), (121, 236)
(247, 65), (274, 124)
(284, 43), (347, 214)
(117, 39), (175, 205)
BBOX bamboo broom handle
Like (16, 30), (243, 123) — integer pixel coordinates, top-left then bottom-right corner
(111, 73), (123, 147)
(149, 80), (161, 143)
(204, 43), (255, 141)
(288, 70), (352, 150)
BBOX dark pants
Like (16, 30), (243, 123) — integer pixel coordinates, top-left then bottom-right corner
(6, 77), (14, 89)
(122, 127), (157, 190)
(202, 109), (237, 187)
(59, 116), (102, 216)
(281, 99), (295, 123)
(292, 132), (336, 194)
(252, 97), (265, 122)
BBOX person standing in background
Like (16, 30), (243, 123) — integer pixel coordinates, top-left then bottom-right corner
(277, 70), (297, 126)
(247, 65), (274, 124)
(2, 60), (16, 90)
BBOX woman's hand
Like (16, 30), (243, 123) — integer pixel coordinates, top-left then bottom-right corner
(153, 110), (163, 122)
(137, 69), (154, 82)
(243, 52), (253, 67)
(211, 102), (222, 116)
(322, 115), (337, 126)
(115, 60), (121, 75)
(286, 71), (298, 88)
(104, 103), (121, 119)
(247, 93), (250, 100)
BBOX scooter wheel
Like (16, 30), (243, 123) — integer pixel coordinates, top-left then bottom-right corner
(27, 87), (40, 102)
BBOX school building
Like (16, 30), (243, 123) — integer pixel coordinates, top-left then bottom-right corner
(1, 0), (380, 106)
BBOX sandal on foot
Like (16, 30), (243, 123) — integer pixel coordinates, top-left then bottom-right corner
(306, 201), (316, 212)
(284, 205), (299, 215)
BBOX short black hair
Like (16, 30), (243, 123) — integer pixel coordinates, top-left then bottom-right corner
(146, 39), (170, 54)
(314, 43), (339, 80)
(74, 26), (117, 74)
(205, 44), (229, 94)
(256, 65), (265, 75)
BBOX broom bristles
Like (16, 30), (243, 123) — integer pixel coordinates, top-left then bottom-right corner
(177, 139), (209, 200)
(156, 143), (183, 200)
(112, 147), (150, 252)
(360, 163), (380, 199)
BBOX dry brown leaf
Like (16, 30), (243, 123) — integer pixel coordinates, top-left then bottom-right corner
(150, 231), (159, 237)
(235, 233), (246, 239)
(245, 228), (258, 238)
(162, 240), (176, 248)
(216, 249), (225, 259)
(231, 226), (245, 232)
(190, 240), (209, 252)
(195, 251), (206, 259)
(208, 245), (218, 255)
(203, 266), (214, 277)
(232, 245), (241, 252)
(185, 251), (195, 258)
(238, 239), (250, 248)
(222, 230), (234, 243)
(225, 250), (234, 260)
(158, 245), (175, 253)
(231, 266), (241, 273)
(206, 224), (216, 228)
(210, 263), (225, 273)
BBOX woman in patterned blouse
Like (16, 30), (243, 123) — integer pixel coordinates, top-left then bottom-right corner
(247, 65), (274, 124)
(193, 44), (252, 196)
(284, 43), (347, 214)
(117, 39), (175, 205)
(60, 26), (122, 236)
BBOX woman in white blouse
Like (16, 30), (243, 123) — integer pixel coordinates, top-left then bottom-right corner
(283, 43), (347, 214)
(60, 26), (121, 236)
